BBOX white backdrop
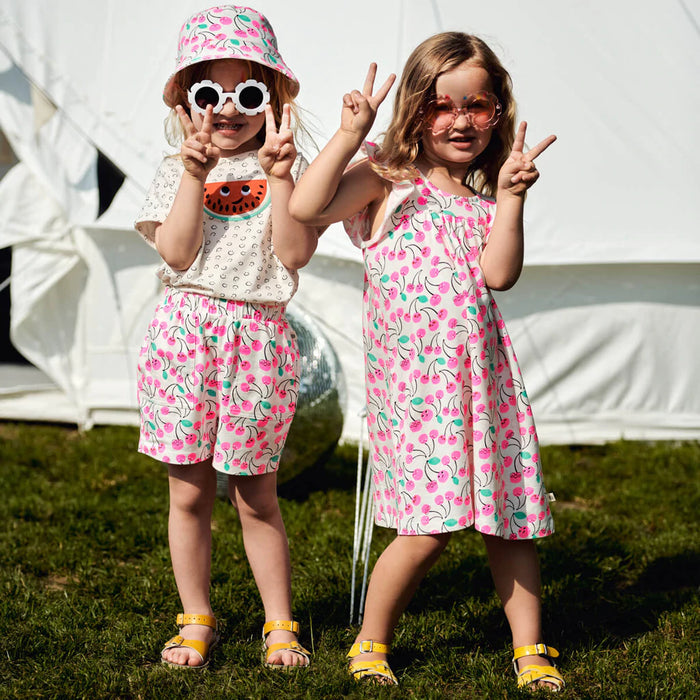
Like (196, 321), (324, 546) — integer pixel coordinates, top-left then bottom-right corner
(1, 0), (699, 442)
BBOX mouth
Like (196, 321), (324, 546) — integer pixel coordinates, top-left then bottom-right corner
(213, 121), (244, 132)
(448, 133), (476, 145)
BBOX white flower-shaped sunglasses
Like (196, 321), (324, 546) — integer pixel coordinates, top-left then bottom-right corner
(187, 79), (271, 116)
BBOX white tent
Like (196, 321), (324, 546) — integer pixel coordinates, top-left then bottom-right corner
(1, 0), (699, 443)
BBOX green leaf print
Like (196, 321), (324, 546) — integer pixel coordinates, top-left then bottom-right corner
(427, 457), (440, 465)
(444, 519), (458, 527)
(521, 451), (532, 460)
(411, 398), (424, 405)
(262, 401), (271, 409)
(480, 489), (493, 497)
(182, 420), (193, 428)
(514, 512), (527, 520)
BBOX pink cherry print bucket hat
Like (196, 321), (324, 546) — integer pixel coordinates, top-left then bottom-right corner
(163, 5), (299, 106)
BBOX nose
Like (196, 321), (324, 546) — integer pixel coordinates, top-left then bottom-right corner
(452, 109), (473, 129)
(218, 96), (240, 116)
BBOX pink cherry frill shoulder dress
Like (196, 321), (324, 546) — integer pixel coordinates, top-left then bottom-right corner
(344, 143), (554, 539)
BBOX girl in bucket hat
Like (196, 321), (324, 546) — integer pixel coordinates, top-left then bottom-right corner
(135, 5), (317, 671)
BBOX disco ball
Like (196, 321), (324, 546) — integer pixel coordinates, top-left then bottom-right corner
(217, 305), (345, 495)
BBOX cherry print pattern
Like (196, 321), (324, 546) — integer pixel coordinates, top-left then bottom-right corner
(137, 289), (299, 473)
(345, 144), (553, 539)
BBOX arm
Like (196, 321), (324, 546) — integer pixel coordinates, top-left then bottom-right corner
(289, 63), (396, 227)
(480, 121), (556, 291)
(155, 105), (220, 271)
(258, 104), (319, 270)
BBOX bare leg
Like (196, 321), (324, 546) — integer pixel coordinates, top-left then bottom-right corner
(351, 533), (451, 675)
(482, 534), (558, 689)
(162, 459), (218, 667)
(229, 472), (306, 667)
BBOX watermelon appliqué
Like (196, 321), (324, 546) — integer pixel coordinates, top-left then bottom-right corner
(203, 179), (270, 221)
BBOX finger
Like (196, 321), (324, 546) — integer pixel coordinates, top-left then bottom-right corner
(371, 73), (396, 106)
(525, 134), (557, 161)
(206, 143), (221, 161)
(277, 142), (295, 161)
(264, 103), (278, 135)
(182, 143), (208, 164)
(176, 105), (197, 138)
(201, 104), (214, 138)
(512, 121), (527, 154)
(362, 63), (377, 96)
(280, 103), (291, 132)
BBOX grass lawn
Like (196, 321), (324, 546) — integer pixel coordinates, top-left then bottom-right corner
(0, 422), (698, 699)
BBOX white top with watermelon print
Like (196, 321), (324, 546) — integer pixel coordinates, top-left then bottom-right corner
(135, 149), (308, 304)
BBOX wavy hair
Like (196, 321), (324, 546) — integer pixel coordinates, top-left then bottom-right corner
(373, 32), (516, 197)
(163, 59), (305, 149)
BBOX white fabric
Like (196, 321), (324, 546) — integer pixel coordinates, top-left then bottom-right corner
(136, 151), (306, 303)
(0, 0), (699, 443)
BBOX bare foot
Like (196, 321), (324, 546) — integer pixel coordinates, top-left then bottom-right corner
(348, 642), (396, 685)
(516, 654), (562, 691)
(264, 628), (309, 668)
(161, 623), (217, 668)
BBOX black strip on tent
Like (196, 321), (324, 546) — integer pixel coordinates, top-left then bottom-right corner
(97, 150), (125, 217)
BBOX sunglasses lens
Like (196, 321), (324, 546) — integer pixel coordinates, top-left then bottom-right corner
(469, 96), (497, 127)
(237, 84), (266, 111)
(425, 100), (455, 133)
(193, 85), (220, 110)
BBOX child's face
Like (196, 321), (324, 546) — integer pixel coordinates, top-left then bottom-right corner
(421, 62), (495, 168)
(190, 59), (267, 156)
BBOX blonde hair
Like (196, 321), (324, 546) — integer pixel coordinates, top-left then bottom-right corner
(163, 59), (305, 149)
(373, 32), (516, 197)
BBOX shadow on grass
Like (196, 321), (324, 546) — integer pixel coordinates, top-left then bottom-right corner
(277, 437), (700, 668)
(277, 441), (361, 500)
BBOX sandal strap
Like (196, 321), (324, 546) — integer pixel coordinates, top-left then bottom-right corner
(262, 620), (300, 637)
(265, 640), (311, 660)
(348, 659), (398, 685)
(516, 664), (565, 691)
(176, 613), (217, 630)
(512, 643), (559, 662)
(162, 635), (207, 663)
(347, 640), (391, 657)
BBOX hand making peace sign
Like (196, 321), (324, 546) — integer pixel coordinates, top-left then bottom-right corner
(175, 104), (221, 181)
(258, 103), (297, 181)
(498, 121), (556, 197)
(340, 63), (396, 140)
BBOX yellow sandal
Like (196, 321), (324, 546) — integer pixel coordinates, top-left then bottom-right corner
(161, 613), (219, 669)
(347, 640), (399, 686)
(262, 620), (311, 670)
(512, 643), (565, 692)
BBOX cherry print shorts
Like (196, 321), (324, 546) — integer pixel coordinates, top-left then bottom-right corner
(137, 288), (299, 475)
